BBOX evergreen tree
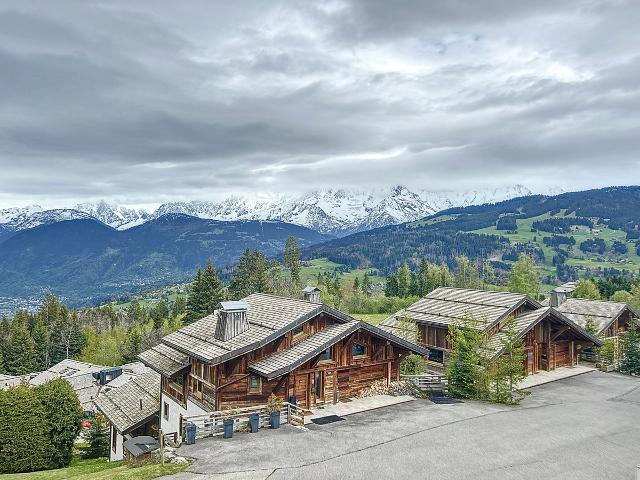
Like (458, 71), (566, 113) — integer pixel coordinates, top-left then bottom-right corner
(446, 314), (484, 399)
(454, 256), (481, 289)
(34, 379), (83, 468)
(126, 298), (145, 325)
(619, 329), (640, 375)
(229, 249), (270, 299)
(5, 312), (37, 375)
(284, 235), (301, 284)
(201, 261), (224, 314)
(385, 273), (398, 297)
(0, 386), (50, 473)
(507, 255), (540, 299)
(172, 296), (187, 318)
(353, 276), (361, 292)
(85, 414), (110, 459)
(186, 268), (205, 322)
(574, 279), (601, 300)
(361, 272), (372, 297)
(31, 316), (51, 371)
(584, 316), (600, 336)
(492, 319), (526, 404)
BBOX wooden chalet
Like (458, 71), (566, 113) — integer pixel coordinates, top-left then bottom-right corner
(94, 370), (161, 462)
(380, 287), (602, 374)
(138, 292), (428, 442)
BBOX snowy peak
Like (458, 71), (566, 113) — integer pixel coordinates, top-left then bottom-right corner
(11, 209), (94, 230)
(75, 201), (149, 229)
(0, 205), (43, 224)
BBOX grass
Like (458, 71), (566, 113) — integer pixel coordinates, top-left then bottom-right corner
(351, 313), (390, 325)
(471, 212), (640, 280)
(2, 458), (189, 480)
(299, 258), (385, 285)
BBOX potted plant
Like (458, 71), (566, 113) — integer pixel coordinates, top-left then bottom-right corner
(265, 394), (284, 429)
(222, 407), (239, 439)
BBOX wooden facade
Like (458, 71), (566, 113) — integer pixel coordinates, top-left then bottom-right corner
(157, 311), (419, 412)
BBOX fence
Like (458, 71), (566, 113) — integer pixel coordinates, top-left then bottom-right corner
(184, 402), (304, 439)
(401, 373), (448, 393)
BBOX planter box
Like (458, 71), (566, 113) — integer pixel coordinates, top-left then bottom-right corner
(270, 411), (281, 429)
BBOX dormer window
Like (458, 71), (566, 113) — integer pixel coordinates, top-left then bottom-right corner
(318, 347), (332, 362)
(352, 342), (367, 358)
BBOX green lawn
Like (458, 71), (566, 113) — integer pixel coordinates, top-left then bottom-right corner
(472, 212), (640, 281)
(299, 258), (385, 285)
(352, 313), (391, 325)
(3, 458), (188, 480)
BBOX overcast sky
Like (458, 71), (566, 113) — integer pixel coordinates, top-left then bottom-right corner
(1, 1), (639, 209)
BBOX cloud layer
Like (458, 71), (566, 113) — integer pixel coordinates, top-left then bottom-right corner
(1, 1), (639, 208)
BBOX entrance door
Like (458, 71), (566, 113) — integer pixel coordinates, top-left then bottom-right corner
(294, 374), (309, 408)
(314, 371), (324, 405)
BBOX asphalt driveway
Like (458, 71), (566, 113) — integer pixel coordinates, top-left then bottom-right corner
(162, 371), (640, 480)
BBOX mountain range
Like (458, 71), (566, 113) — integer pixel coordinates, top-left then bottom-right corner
(0, 184), (541, 238)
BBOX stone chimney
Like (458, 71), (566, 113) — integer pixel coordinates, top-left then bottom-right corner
(302, 285), (321, 304)
(549, 290), (567, 308)
(215, 301), (249, 341)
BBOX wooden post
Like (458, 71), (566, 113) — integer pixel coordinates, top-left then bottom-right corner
(159, 429), (164, 466)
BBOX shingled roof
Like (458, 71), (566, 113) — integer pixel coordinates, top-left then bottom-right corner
(94, 371), (160, 434)
(554, 298), (639, 334)
(380, 287), (540, 331)
(138, 343), (190, 377)
(158, 293), (353, 364)
(484, 307), (602, 358)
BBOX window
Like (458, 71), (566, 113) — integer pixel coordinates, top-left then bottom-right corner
(248, 375), (262, 394)
(163, 402), (169, 420)
(352, 342), (367, 358)
(111, 426), (117, 452)
(293, 324), (304, 336)
(428, 348), (444, 364)
(318, 347), (332, 362)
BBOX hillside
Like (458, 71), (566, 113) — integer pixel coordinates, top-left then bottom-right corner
(304, 186), (640, 283)
(0, 215), (330, 308)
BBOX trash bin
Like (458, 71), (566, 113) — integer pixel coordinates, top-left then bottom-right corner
(223, 418), (234, 439)
(288, 395), (297, 407)
(185, 422), (197, 445)
(248, 413), (259, 433)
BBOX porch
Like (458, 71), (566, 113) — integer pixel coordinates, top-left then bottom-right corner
(516, 365), (596, 389)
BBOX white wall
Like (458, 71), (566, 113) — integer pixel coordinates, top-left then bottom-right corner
(109, 424), (124, 462)
(160, 392), (208, 442)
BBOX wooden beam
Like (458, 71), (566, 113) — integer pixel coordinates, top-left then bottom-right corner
(551, 326), (570, 342)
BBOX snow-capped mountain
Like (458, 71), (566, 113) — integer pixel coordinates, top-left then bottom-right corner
(150, 184), (540, 236)
(75, 201), (149, 229)
(0, 184), (553, 237)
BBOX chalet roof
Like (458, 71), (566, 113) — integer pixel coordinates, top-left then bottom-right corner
(250, 321), (360, 380)
(554, 298), (638, 334)
(157, 293), (353, 365)
(249, 319), (430, 380)
(138, 343), (190, 378)
(94, 370), (160, 434)
(29, 359), (109, 386)
(380, 287), (539, 330)
(485, 307), (602, 358)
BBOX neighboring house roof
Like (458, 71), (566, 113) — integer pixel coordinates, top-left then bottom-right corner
(94, 370), (161, 434)
(122, 436), (159, 458)
(484, 307), (603, 358)
(29, 359), (109, 386)
(554, 298), (639, 334)
(138, 343), (190, 378)
(302, 285), (320, 293)
(101, 363), (154, 391)
(158, 293), (354, 364)
(380, 287), (539, 330)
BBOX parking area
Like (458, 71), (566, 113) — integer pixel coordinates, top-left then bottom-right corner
(163, 371), (640, 480)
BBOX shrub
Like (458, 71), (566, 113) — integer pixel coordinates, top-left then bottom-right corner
(85, 414), (110, 459)
(34, 379), (83, 468)
(0, 386), (50, 473)
(400, 354), (426, 375)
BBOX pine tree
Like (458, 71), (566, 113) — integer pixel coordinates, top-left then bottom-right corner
(619, 329), (640, 375)
(186, 268), (205, 322)
(229, 249), (270, 299)
(507, 254), (540, 299)
(126, 298), (145, 325)
(5, 312), (37, 375)
(353, 276), (361, 292)
(172, 296), (187, 318)
(50, 309), (84, 364)
(385, 273), (399, 297)
(446, 314), (484, 399)
(284, 235), (301, 284)
(362, 272), (372, 297)
(31, 316), (51, 370)
(492, 319), (526, 404)
(85, 414), (110, 459)
(201, 261), (224, 314)
(397, 263), (411, 297)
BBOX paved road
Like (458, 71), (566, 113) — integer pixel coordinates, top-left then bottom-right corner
(161, 371), (640, 480)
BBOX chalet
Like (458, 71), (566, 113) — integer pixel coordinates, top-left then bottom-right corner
(550, 295), (640, 340)
(380, 287), (601, 374)
(94, 370), (161, 462)
(138, 292), (428, 442)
